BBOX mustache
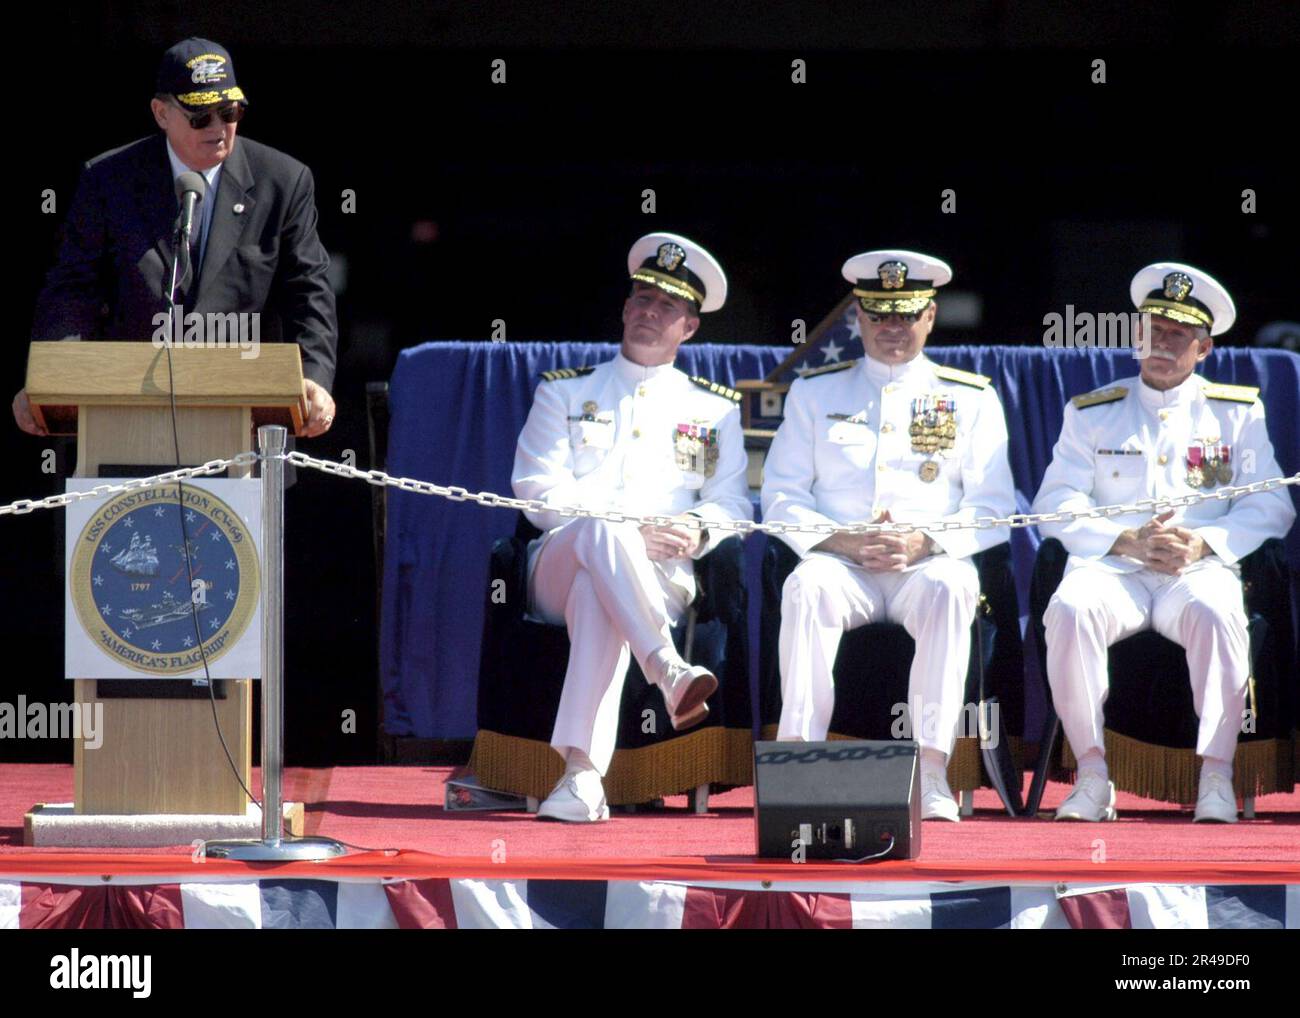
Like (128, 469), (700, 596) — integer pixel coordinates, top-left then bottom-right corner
(1147, 348), (1178, 362)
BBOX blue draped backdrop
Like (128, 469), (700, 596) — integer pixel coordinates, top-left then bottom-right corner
(381, 342), (1300, 740)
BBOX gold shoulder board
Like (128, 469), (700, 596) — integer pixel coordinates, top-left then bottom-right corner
(933, 364), (991, 389)
(1202, 382), (1259, 404)
(801, 360), (857, 379)
(1070, 386), (1128, 409)
(688, 376), (742, 402)
(540, 366), (596, 382)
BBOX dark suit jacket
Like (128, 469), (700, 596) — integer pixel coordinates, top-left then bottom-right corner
(31, 133), (338, 392)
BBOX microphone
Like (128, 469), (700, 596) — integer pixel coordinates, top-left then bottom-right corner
(165, 171), (208, 304)
(174, 170), (208, 244)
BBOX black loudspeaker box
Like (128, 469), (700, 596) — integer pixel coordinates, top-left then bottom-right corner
(753, 740), (921, 861)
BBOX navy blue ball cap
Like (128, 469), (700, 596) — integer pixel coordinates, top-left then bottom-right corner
(156, 37), (248, 110)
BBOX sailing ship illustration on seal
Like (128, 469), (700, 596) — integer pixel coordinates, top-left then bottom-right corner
(109, 532), (161, 576)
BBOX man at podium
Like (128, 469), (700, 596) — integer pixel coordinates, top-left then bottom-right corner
(13, 37), (338, 438)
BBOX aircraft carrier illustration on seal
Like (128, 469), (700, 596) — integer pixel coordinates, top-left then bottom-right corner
(117, 589), (211, 630)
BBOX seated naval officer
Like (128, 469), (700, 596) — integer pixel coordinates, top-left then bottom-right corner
(1032, 262), (1295, 823)
(511, 232), (752, 823)
(762, 250), (1016, 821)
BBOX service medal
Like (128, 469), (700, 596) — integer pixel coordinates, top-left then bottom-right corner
(1217, 445), (1232, 484)
(701, 427), (720, 478)
(934, 397), (957, 449)
(909, 398), (926, 450)
(918, 460), (940, 483)
(1185, 446), (1204, 489)
(674, 424), (696, 470)
(1199, 443), (1218, 489)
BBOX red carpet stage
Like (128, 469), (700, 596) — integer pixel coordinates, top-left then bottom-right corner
(2, 765), (1298, 928)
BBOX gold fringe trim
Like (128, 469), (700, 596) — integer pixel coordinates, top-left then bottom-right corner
(757, 725), (1023, 793)
(470, 727), (754, 805)
(1059, 731), (1295, 804)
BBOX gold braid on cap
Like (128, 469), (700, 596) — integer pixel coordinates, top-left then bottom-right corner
(854, 289), (935, 314)
(176, 86), (246, 106)
(852, 287), (937, 300)
(631, 268), (704, 307)
(1139, 298), (1213, 328)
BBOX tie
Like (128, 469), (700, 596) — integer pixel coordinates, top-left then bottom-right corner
(192, 193), (213, 292)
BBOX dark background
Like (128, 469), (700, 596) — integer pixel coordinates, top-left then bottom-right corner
(3, 2), (1297, 763)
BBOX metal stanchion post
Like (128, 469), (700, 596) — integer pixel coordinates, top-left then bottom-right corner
(205, 425), (345, 861)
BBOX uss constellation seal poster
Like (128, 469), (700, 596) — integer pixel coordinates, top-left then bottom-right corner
(64, 478), (263, 679)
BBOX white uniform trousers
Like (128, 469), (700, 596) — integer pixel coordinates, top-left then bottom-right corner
(529, 517), (691, 775)
(777, 552), (980, 752)
(1043, 560), (1249, 763)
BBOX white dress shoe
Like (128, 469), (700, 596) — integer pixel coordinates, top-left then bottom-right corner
(536, 770), (610, 823)
(656, 659), (717, 731)
(920, 770), (960, 822)
(1193, 771), (1239, 824)
(1055, 773), (1118, 821)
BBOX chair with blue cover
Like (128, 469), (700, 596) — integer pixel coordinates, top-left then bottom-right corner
(1025, 537), (1296, 816)
(758, 536), (1026, 816)
(469, 514), (753, 811)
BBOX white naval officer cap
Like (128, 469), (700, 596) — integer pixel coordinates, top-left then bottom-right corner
(1130, 262), (1236, 337)
(841, 249), (954, 314)
(627, 232), (728, 314)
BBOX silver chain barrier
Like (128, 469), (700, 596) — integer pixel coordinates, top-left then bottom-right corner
(0, 453), (260, 517)
(280, 452), (1300, 538)
(3, 449), (1296, 537)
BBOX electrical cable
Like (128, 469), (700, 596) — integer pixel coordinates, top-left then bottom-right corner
(161, 207), (261, 811)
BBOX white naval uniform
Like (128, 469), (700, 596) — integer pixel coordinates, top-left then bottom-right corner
(511, 353), (752, 773)
(1031, 373), (1296, 764)
(762, 353), (1016, 748)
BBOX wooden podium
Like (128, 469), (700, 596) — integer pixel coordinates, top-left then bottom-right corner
(26, 341), (305, 815)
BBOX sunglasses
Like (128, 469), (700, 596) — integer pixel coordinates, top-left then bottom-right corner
(864, 311), (924, 324)
(172, 102), (245, 130)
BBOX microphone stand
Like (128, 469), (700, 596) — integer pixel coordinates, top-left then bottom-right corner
(162, 212), (208, 691)
(164, 211), (190, 342)
(162, 189), (344, 860)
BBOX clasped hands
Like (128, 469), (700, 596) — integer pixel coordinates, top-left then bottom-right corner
(813, 510), (934, 571)
(1110, 510), (1208, 575)
(640, 515), (705, 561)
